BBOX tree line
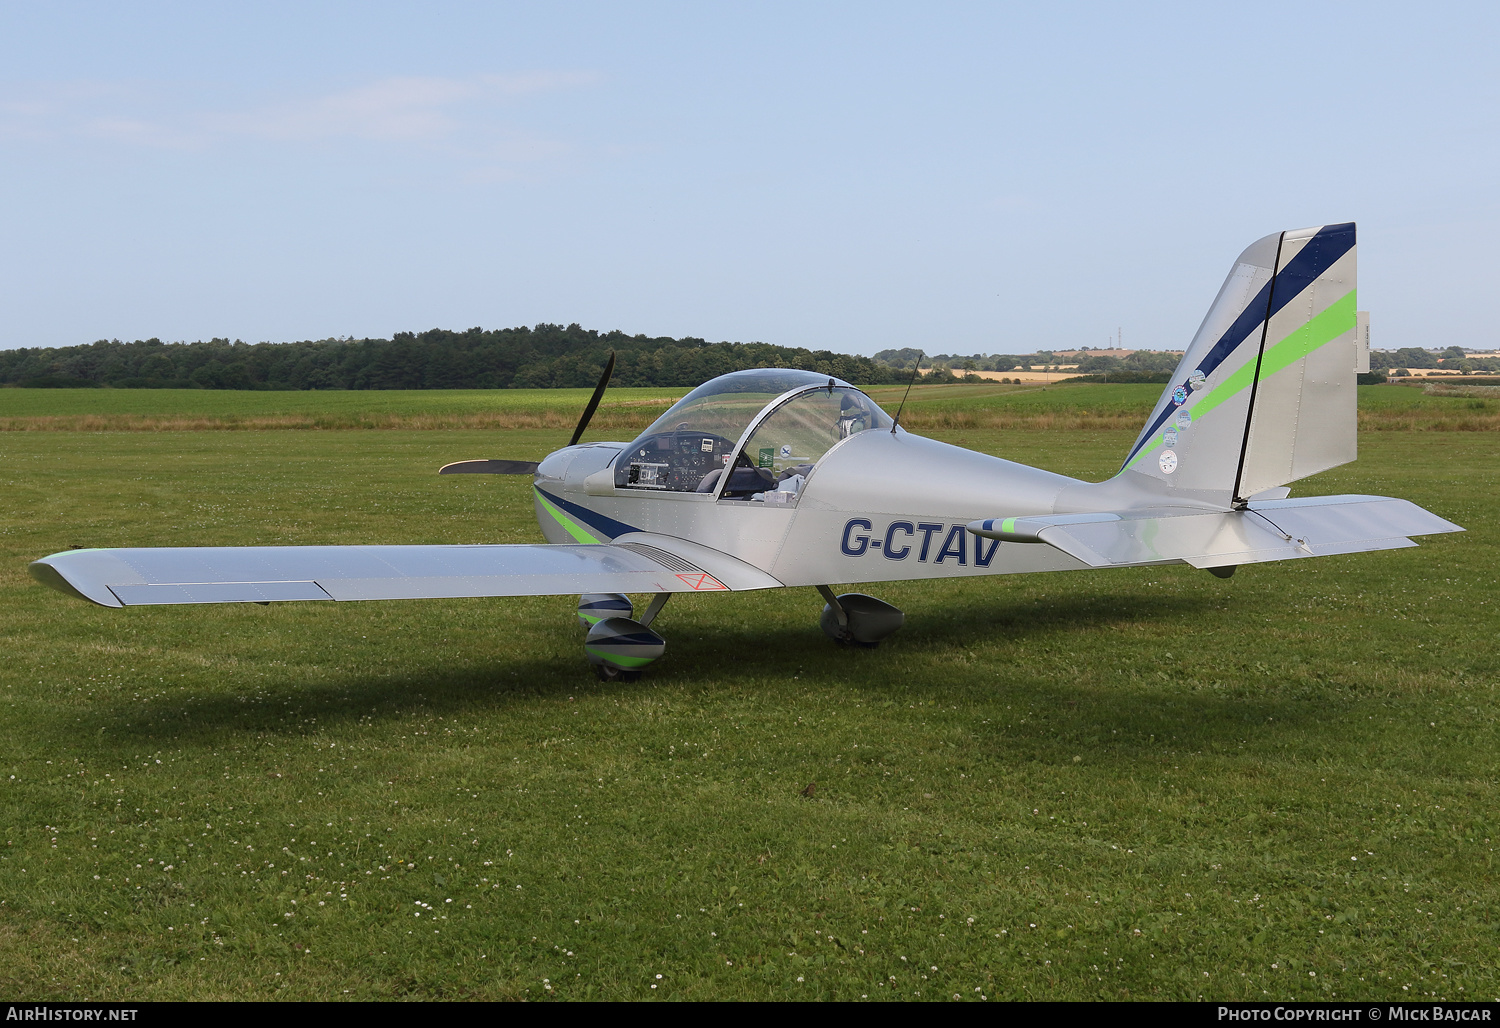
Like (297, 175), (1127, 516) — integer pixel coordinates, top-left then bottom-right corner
(881, 345), (1500, 378)
(9, 326), (1473, 391)
(1371, 346), (1500, 374)
(0, 326), (913, 390)
(875, 348), (1184, 375)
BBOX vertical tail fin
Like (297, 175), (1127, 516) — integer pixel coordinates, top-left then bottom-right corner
(1119, 223), (1358, 506)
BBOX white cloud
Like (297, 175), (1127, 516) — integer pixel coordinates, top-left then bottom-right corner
(480, 71), (599, 97)
(0, 71), (596, 153)
(462, 135), (578, 183)
(214, 77), (476, 142)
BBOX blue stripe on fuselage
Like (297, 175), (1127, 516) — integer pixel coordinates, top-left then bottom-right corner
(537, 487), (642, 541)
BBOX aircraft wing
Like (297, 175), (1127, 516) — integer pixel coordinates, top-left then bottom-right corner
(29, 532), (783, 609)
(968, 495), (1462, 569)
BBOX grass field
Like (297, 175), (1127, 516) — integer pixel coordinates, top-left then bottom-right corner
(3, 381), (1497, 433)
(0, 386), (688, 433)
(0, 385), (1495, 1001)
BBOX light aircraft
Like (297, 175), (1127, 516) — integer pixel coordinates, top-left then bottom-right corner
(31, 223), (1461, 679)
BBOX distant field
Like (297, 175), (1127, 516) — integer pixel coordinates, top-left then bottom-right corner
(872, 382), (1500, 432)
(0, 387), (686, 433)
(2, 382), (1496, 433)
(0, 421), (1494, 1001)
(864, 382), (1160, 430)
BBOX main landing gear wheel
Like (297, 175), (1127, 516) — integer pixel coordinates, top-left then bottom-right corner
(816, 587), (905, 648)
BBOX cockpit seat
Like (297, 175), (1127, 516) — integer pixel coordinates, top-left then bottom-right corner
(720, 465), (775, 499)
(698, 461), (814, 499)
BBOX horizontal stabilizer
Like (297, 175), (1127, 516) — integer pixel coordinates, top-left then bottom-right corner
(967, 495), (1461, 570)
(29, 532), (782, 608)
(439, 459), (540, 475)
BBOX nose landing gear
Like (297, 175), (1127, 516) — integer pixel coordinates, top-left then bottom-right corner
(816, 585), (905, 647)
(578, 592), (670, 680)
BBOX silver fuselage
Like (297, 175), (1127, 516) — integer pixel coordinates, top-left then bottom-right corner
(532, 428), (1191, 586)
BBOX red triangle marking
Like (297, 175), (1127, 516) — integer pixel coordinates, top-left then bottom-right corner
(677, 572), (727, 591)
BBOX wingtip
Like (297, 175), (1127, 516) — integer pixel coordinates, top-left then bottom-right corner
(29, 556), (124, 607)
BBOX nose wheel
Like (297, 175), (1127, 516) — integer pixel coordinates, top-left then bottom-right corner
(577, 592), (670, 679)
(592, 663), (641, 683)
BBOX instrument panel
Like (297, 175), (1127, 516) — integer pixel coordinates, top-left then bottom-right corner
(618, 431), (739, 491)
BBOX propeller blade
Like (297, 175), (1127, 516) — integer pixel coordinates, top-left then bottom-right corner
(438, 459), (540, 475)
(568, 350), (616, 448)
(443, 350), (614, 474)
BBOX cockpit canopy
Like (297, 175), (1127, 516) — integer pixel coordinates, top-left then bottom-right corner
(614, 368), (892, 499)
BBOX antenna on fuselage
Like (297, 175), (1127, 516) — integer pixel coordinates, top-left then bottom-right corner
(890, 352), (923, 435)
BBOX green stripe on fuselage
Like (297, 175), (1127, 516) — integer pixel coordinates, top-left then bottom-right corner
(534, 487), (603, 544)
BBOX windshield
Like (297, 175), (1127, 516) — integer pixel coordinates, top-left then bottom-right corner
(723, 387), (891, 502)
(614, 369), (849, 491)
(742, 387), (890, 477)
(613, 369), (891, 496)
(634, 369), (842, 441)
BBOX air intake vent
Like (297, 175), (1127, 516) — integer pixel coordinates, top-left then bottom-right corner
(616, 542), (702, 575)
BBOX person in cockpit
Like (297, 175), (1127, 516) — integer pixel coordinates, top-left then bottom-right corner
(836, 392), (876, 438)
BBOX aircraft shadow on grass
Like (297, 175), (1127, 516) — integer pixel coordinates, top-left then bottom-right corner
(82, 589), (1302, 768)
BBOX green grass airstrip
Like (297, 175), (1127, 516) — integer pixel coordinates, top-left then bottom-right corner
(0, 383), (1494, 1000)
(3, 380), (1494, 433)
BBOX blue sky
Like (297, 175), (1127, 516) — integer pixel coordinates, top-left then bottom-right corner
(1, 2), (1496, 354)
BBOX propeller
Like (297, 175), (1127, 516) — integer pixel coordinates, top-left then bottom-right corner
(439, 458), (540, 475)
(568, 349), (616, 447)
(437, 350), (616, 475)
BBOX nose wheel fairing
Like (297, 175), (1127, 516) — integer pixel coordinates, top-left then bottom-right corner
(577, 592), (671, 680)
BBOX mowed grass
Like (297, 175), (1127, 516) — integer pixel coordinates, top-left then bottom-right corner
(4, 382), (1498, 433)
(0, 394), (1496, 1001)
